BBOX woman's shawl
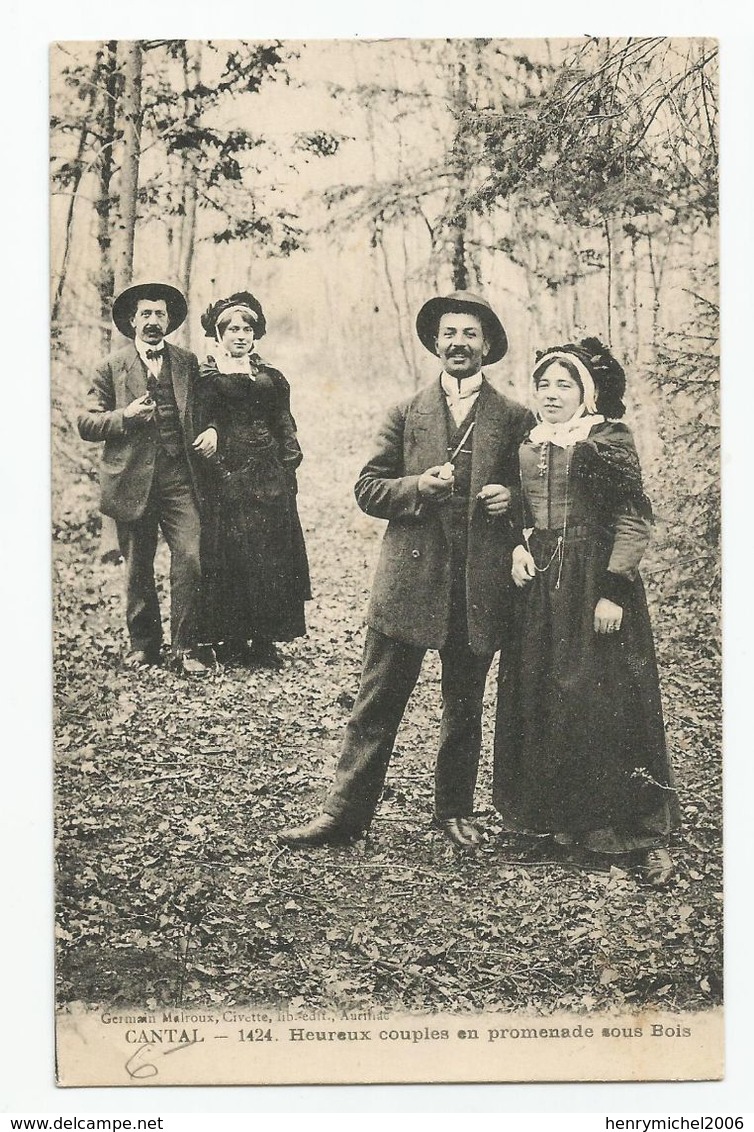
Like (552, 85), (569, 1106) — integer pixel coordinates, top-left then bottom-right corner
(572, 420), (653, 522)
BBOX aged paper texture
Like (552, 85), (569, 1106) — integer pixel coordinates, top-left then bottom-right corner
(51, 37), (722, 1087)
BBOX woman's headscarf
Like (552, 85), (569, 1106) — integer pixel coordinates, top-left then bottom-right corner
(533, 337), (627, 420)
(201, 291), (266, 340)
(200, 291), (266, 375)
(531, 337), (650, 518)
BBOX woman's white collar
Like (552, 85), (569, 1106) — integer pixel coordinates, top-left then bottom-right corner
(529, 408), (604, 448)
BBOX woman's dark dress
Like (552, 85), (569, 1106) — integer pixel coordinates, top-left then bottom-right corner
(493, 420), (680, 852)
(197, 356), (311, 645)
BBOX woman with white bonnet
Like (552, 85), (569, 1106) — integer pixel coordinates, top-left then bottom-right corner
(493, 338), (679, 886)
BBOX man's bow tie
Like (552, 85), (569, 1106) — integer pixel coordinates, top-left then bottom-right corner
(145, 347), (164, 360)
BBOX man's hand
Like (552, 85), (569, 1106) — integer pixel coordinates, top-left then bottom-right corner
(511, 544), (536, 588)
(594, 597), (623, 634)
(123, 394), (155, 424)
(417, 464), (454, 499)
(477, 483), (511, 516)
(193, 427), (218, 459)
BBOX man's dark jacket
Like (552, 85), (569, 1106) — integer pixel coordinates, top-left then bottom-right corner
(77, 341), (203, 522)
(356, 377), (530, 656)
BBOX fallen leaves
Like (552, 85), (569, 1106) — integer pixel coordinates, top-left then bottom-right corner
(53, 354), (723, 1017)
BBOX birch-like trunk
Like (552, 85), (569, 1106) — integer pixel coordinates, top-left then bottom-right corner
(175, 42), (201, 347)
(101, 39), (142, 564)
(448, 56), (470, 292)
(95, 40), (118, 353)
(51, 57), (100, 325)
(113, 40), (142, 293)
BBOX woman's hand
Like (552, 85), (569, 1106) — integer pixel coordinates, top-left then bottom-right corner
(193, 427), (218, 459)
(594, 597), (623, 634)
(512, 544), (536, 588)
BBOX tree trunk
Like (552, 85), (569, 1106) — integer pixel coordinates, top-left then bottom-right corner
(51, 129), (87, 325)
(628, 233), (641, 364)
(377, 227), (414, 379)
(97, 41), (121, 564)
(102, 40), (143, 566)
(175, 43), (201, 346)
(448, 52), (470, 291)
(95, 39), (118, 353)
(365, 99), (382, 375)
(113, 40), (142, 293)
(51, 59), (100, 325)
(645, 227), (662, 348)
(603, 215), (615, 344)
(605, 214), (627, 351)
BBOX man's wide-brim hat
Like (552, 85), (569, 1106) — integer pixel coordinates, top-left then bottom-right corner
(416, 291), (508, 365)
(112, 282), (188, 339)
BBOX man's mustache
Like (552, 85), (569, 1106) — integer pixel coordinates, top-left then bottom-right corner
(446, 347), (472, 357)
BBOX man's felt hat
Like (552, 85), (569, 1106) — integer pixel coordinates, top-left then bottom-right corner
(416, 291), (508, 365)
(112, 282), (188, 339)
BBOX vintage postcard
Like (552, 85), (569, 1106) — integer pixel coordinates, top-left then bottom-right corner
(51, 37), (722, 1087)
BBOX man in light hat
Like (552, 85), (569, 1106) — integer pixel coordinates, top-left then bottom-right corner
(78, 282), (213, 675)
(279, 291), (530, 849)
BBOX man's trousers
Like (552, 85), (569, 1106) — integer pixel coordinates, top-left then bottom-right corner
(324, 607), (494, 831)
(116, 449), (202, 657)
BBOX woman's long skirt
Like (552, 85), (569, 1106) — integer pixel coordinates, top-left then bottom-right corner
(493, 526), (680, 852)
(200, 445), (310, 645)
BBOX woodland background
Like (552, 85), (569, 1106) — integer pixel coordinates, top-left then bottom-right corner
(51, 38), (721, 1016)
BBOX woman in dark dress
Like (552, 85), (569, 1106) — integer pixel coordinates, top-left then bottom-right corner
(192, 291), (310, 667)
(493, 338), (679, 886)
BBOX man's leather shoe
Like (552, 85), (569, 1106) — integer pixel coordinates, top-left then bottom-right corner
(437, 817), (479, 850)
(172, 650), (213, 676)
(277, 813), (360, 848)
(126, 648), (160, 668)
(456, 817), (483, 847)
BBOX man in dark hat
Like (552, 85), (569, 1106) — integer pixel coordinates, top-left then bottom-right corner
(279, 291), (530, 849)
(78, 282), (213, 675)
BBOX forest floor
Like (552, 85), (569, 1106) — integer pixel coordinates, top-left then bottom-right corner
(53, 349), (722, 1018)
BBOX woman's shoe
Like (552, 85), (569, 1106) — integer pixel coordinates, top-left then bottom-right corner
(642, 847), (675, 887)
